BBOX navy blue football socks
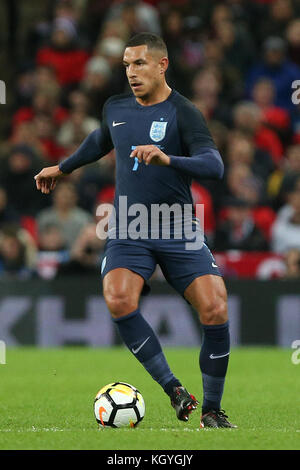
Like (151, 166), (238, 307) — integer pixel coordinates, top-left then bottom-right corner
(200, 321), (230, 413)
(113, 310), (230, 409)
(113, 309), (181, 395)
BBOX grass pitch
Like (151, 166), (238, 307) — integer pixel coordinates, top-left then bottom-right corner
(0, 347), (299, 450)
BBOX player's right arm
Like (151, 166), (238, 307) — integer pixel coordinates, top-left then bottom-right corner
(34, 102), (114, 194)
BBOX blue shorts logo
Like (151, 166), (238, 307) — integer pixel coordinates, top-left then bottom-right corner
(150, 121), (167, 142)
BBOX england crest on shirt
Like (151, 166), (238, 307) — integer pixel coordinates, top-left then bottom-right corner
(149, 121), (168, 142)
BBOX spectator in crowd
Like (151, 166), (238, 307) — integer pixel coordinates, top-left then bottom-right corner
(94, 36), (127, 94)
(36, 17), (90, 87)
(14, 67), (36, 110)
(286, 18), (300, 66)
(57, 108), (99, 147)
(291, 98), (300, 145)
(25, 0), (85, 60)
(271, 187), (300, 253)
(208, 3), (256, 101)
(210, 3), (233, 32)
(0, 225), (37, 279)
(207, 120), (229, 158)
(162, 9), (195, 94)
(177, 15), (205, 73)
(67, 89), (91, 114)
(10, 88), (68, 163)
(57, 223), (105, 275)
(268, 144), (300, 207)
(37, 181), (93, 249)
(80, 56), (113, 116)
(95, 36), (125, 69)
(258, 0), (295, 42)
(12, 88), (69, 133)
(6, 122), (44, 169)
(0, 187), (19, 228)
(219, 158), (276, 239)
(279, 144), (300, 193)
(282, 248), (300, 278)
(251, 78), (290, 139)
(225, 163), (267, 206)
(246, 36), (300, 111)
(81, 0), (116, 45)
(65, 162), (109, 213)
(14, 64), (62, 114)
(106, 0), (161, 37)
(212, 8), (255, 78)
(201, 37), (224, 70)
(226, 130), (274, 180)
(191, 66), (231, 126)
(0, 145), (46, 217)
(36, 223), (69, 279)
(35, 65), (60, 94)
(100, 18), (130, 43)
(32, 114), (66, 163)
(162, 8), (183, 56)
(214, 197), (269, 251)
(233, 101), (284, 165)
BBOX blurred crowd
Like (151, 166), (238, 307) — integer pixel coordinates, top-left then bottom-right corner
(1, 0), (300, 280)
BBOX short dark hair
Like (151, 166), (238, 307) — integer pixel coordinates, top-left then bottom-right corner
(125, 32), (168, 57)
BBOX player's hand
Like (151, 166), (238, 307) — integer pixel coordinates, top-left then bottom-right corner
(130, 145), (170, 166)
(34, 165), (63, 194)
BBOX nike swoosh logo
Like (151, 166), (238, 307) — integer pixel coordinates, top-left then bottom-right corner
(99, 406), (106, 426)
(112, 121), (126, 127)
(212, 262), (218, 268)
(132, 336), (150, 354)
(209, 352), (230, 359)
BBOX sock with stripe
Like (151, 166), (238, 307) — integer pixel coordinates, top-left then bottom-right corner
(199, 321), (230, 413)
(113, 308), (181, 396)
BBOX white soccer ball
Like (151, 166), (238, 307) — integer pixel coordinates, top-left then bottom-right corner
(94, 382), (145, 428)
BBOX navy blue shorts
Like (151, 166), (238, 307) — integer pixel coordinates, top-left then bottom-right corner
(100, 237), (222, 298)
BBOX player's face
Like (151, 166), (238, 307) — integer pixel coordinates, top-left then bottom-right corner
(123, 45), (166, 100)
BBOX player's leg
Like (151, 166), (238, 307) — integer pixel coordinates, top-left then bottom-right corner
(156, 239), (236, 427)
(103, 266), (188, 413)
(184, 274), (237, 428)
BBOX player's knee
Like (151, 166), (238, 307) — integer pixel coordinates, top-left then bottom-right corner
(104, 290), (138, 318)
(201, 298), (227, 325)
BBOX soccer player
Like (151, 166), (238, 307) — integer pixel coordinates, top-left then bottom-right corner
(34, 33), (236, 428)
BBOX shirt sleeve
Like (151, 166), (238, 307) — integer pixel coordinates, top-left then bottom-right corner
(176, 98), (217, 155)
(169, 148), (224, 180)
(59, 101), (113, 174)
(168, 96), (223, 179)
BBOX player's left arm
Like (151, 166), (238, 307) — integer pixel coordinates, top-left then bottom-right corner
(130, 100), (224, 179)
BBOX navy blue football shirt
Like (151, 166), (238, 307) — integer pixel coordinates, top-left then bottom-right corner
(59, 89), (223, 234)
